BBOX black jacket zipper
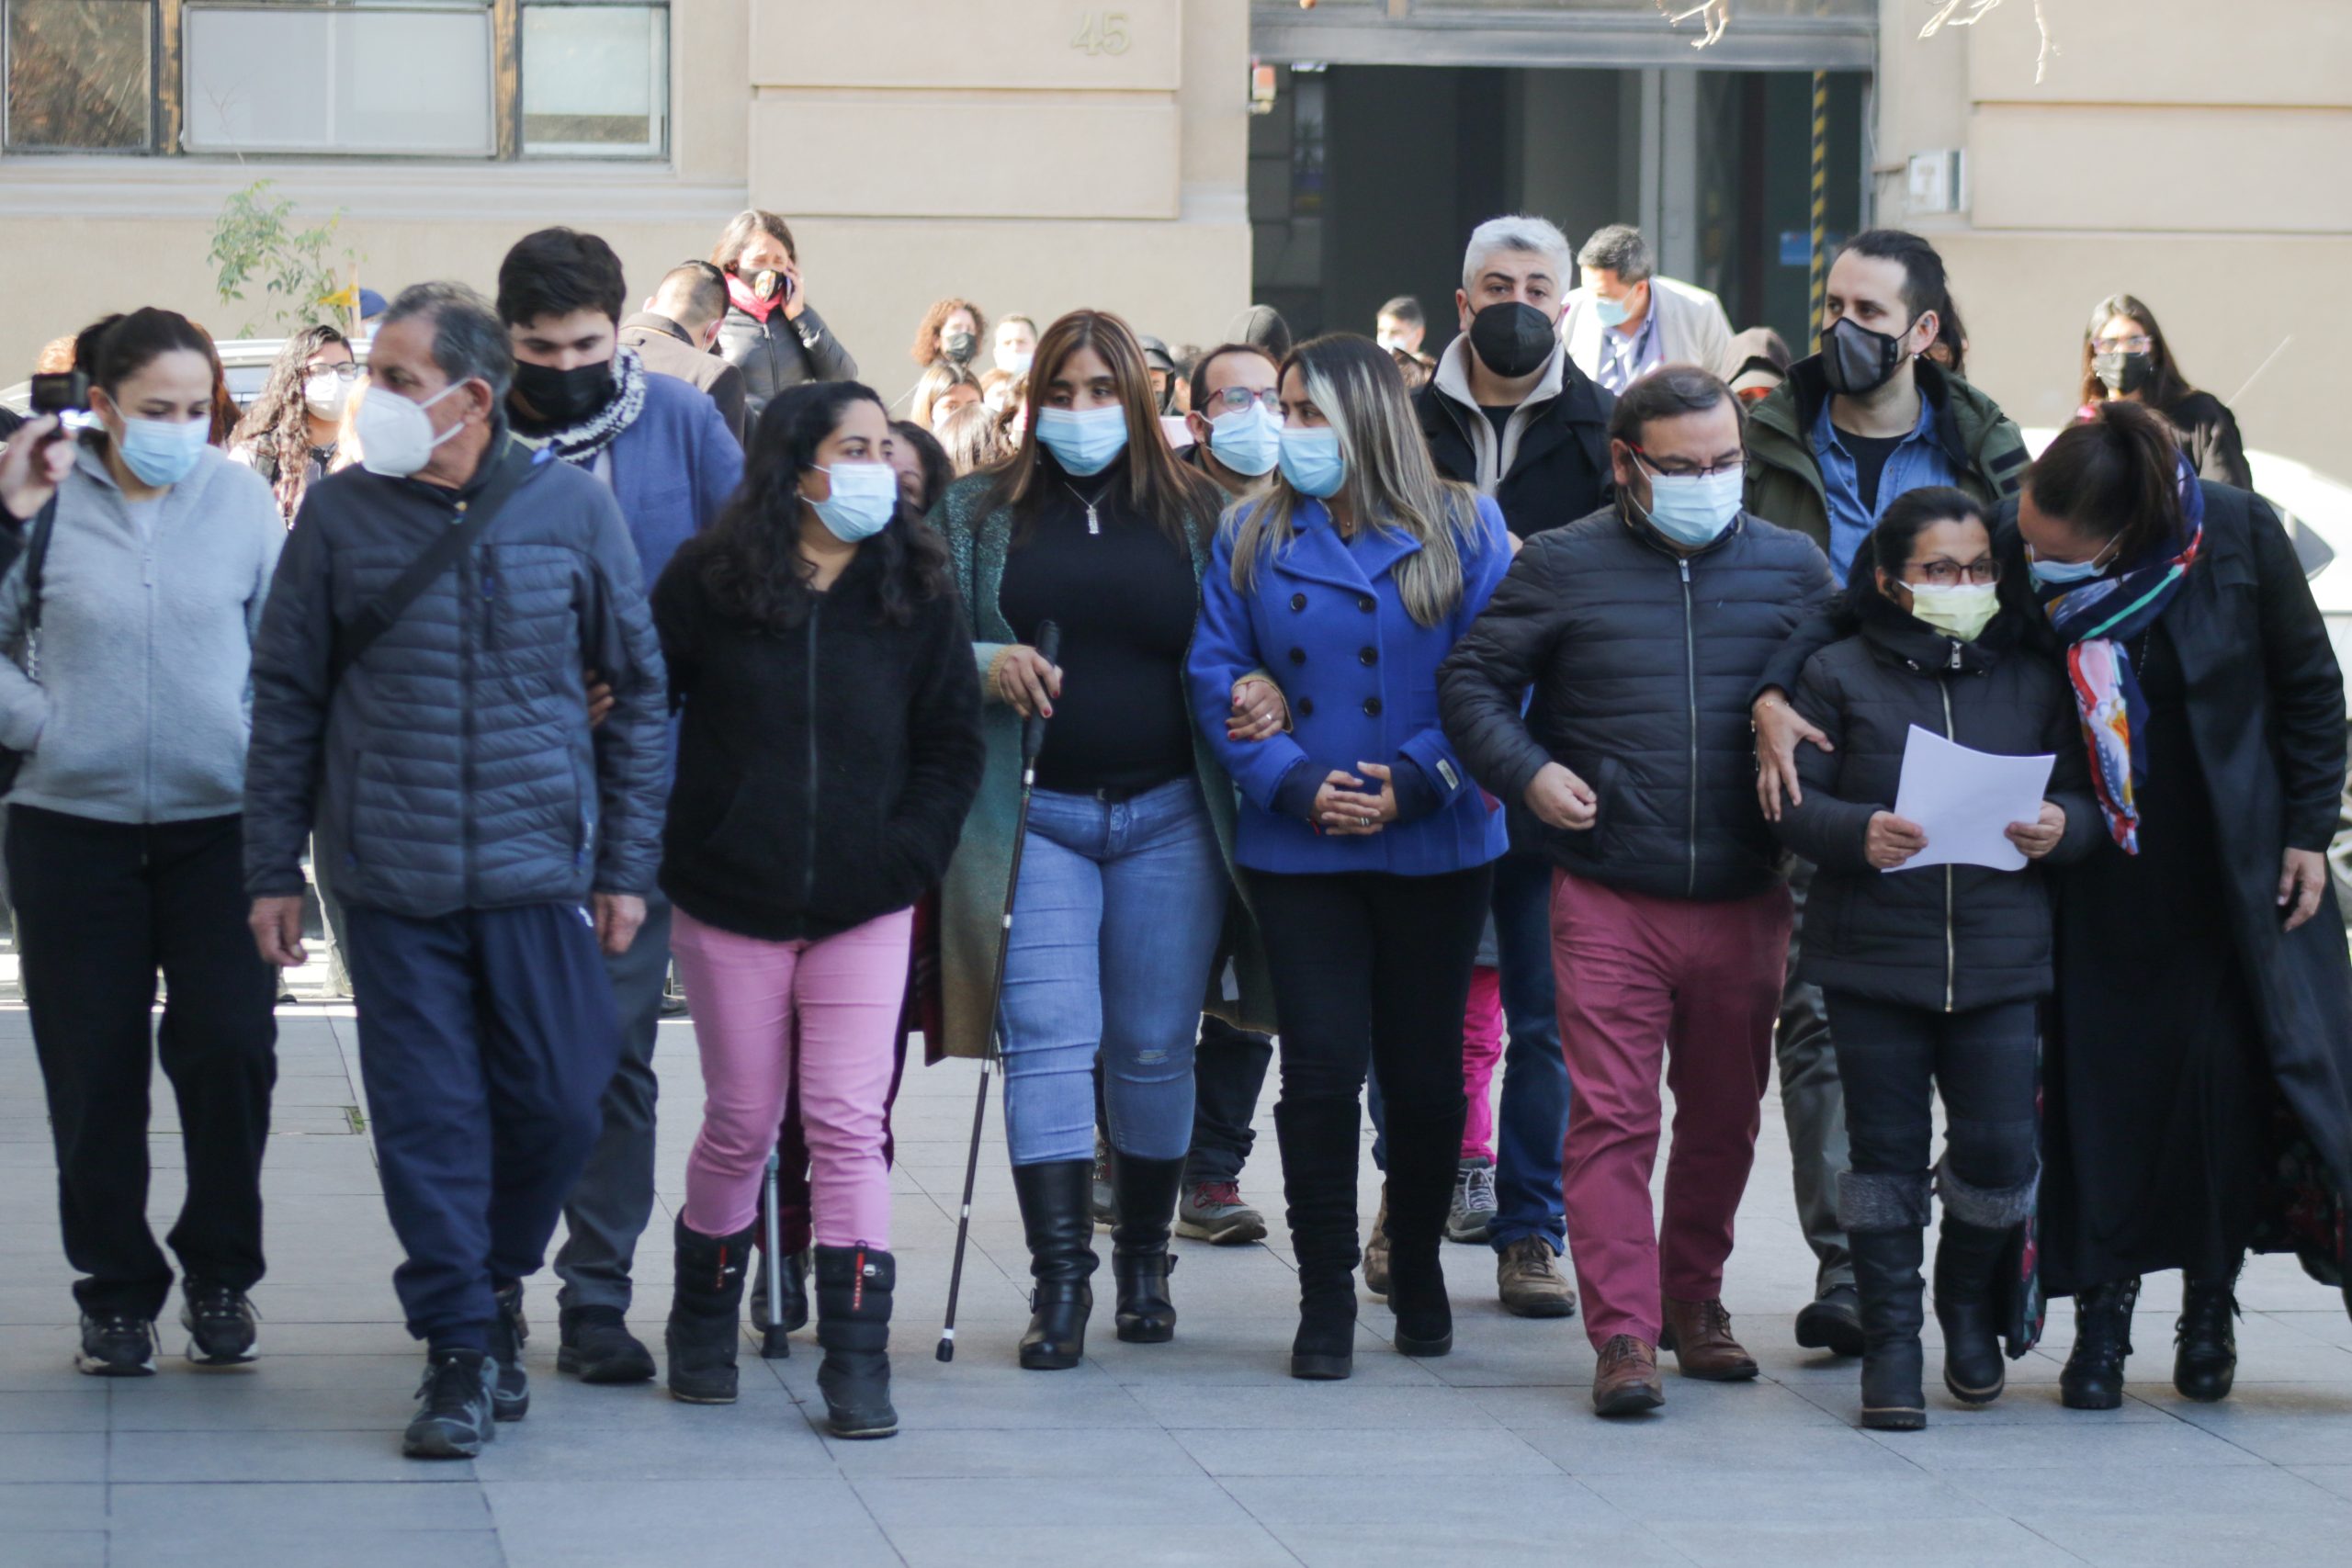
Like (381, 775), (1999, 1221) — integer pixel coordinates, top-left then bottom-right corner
(801, 598), (822, 912)
(1679, 557), (1700, 897)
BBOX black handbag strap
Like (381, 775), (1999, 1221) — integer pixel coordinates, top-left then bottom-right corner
(20, 493), (58, 643)
(332, 440), (537, 684)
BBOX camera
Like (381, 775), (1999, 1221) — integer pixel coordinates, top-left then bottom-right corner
(28, 370), (96, 433)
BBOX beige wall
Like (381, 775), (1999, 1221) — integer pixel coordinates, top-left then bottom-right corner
(1876, 0), (2352, 469)
(0, 0), (1250, 400)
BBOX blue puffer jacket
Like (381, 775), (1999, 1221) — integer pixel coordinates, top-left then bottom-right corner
(243, 437), (669, 917)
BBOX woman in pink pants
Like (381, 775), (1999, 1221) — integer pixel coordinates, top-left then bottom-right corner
(650, 379), (984, 1437)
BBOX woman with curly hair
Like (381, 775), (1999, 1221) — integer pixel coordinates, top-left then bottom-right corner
(910, 297), (987, 375)
(228, 325), (360, 524)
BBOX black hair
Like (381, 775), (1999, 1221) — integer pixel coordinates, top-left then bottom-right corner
(888, 420), (953, 513)
(1577, 224), (1655, 284)
(697, 382), (949, 633)
(1376, 295), (1424, 328)
(2077, 292), (2193, 410)
(1933, 291), (1968, 378)
(1607, 364), (1745, 449)
(71, 313), (124, 378)
(496, 226), (628, 328)
(1835, 229), (1948, 329)
(1187, 340), (1280, 414)
(2027, 401), (2188, 566)
(231, 322), (353, 518)
(89, 307), (213, 395)
(653, 263), (729, 330)
(1863, 485), (1988, 592)
(385, 281), (514, 400)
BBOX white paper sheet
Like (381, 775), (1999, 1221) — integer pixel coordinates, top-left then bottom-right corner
(1887, 724), (2055, 874)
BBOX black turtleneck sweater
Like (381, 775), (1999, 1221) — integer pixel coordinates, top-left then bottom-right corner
(996, 457), (1200, 795)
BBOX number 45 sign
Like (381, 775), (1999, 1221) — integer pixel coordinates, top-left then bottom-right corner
(1071, 10), (1131, 55)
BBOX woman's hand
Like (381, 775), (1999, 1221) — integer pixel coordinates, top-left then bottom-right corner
(0, 415), (74, 521)
(990, 645), (1062, 718)
(2278, 846), (2327, 932)
(1312, 770), (1385, 835)
(2005, 801), (2066, 862)
(779, 258), (808, 322)
(1227, 676), (1288, 743)
(1754, 689), (1832, 822)
(1865, 811), (1928, 870)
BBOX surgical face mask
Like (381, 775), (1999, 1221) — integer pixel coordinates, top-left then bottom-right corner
(1207, 401), (1281, 478)
(807, 461), (898, 543)
(1590, 286), (1642, 330)
(1907, 581), (2000, 643)
(110, 411), (209, 489)
(1278, 426), (1346, 499)
(997, 348), (1034, 377)
(943, 330), (978, 366)
(2092, 349), (2154, 397)
(1634, 468), (1743, 548)
(512, 356), (616, 428)
(2027, 542), (2116, 591)
(304, 371), (353, 423)
(1820, 314), (1907, 398)
(357, 381), (468, 478)
(1035, 403), (1129, 477)
(1468, 301), (1558, 380)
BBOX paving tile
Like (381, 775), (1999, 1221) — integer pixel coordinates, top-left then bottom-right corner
(1574, 1457), (1990, 1524)
(109, 1426), (470, 1483)
(1217, 1473), (1683, 1567)
(0, 1483), (105, 1531)
(487, 1477), (899, 1568)
(108, 1480), (492, 1533)
(1174, 1422), (1558, 1477)
(5, 1533), (106, 1568)
(855, 1473), (1289, 1566)
(0, 1430), (105, 1484)
(110, 1527), (508, 1568)
(1656, 1517), (2084, 1568)
(0, 1389), (106, 1432)
(2017, 1506), (2352, 1568)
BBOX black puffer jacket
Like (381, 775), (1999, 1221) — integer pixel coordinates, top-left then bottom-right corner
(1440, 504), (1836, 900)
(1773, 593), (2100, 1011)
(714, 303), (859, 417)
(652, 530), (985, 942)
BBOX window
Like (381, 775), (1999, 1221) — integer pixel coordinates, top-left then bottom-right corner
(1, 0), (670, 157)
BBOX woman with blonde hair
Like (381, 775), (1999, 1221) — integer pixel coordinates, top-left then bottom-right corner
(933, 400), (1009, 476)
(1189, 333), (1511, 1379)
(910, 362), (984, 432)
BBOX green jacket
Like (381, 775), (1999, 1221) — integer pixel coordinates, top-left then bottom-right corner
(925, 471), (1278, 1060)
(1744, 355), (2030, 561)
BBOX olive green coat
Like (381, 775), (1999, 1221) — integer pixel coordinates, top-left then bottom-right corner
(925, 471), (1279, 1060)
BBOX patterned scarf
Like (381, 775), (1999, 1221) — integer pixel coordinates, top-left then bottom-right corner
(2036, 459), (2205, 854)
(524, 344), (648, 468)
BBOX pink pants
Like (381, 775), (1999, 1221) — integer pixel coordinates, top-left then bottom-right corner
(672, 906), (912, 1249)
(1552, 871), (1792, 1349)
(1461, 965), (1504, 1161)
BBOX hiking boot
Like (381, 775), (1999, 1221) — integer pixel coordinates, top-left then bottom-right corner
(1496, 1236), (1577, 1319)
(665, 1216), (755, 1404)
(488, 1284), (531, 1421)
(557, 1304), (656, 1383)
(1660, 1296), (1758, 1381)
(814, 1245), (899, 1439)
(404, 1349), (496, 1460)
(1362, 1183), (1392, 1298)
(1176, 1179), (1267, 1246)
(179, 1280), (259, 1367)
(1794, 1284), (1867, 1359)
(1090, 1134), (1117, 1230)
(2175, 1261), (2241, 1403)
(2060, 1277), (2139, 1410)
(1592, 1334), (1665, 1416)
(75, 1312), (157, 1378)
(1444, 1157), (1498, 1245)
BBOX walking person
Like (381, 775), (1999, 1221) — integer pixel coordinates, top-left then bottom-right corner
(650, 380), (983, 1433)
(1192, 333), (1512, 1379)
(244, 282), (669, 1459)
(228, 324), (362, 525)
(620, 262), (751, 444)
(1442, 366), (1836, 1416)
(493, 226), (743, 1387)
(0, 310), (285, 1375)
(1769, 488), (2098, 1428)
(709, 209), (859, 416)
(2076, 293), (2252, 488)
(928, 309), (1276, 1370)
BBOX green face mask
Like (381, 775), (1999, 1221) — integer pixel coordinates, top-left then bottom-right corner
(1908, 581), (2000, 643)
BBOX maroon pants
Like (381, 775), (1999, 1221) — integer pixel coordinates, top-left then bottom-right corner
(1552, 870), (1792, 1349)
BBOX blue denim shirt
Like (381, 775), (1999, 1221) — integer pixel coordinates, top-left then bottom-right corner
(1810, 389), (1960, 582)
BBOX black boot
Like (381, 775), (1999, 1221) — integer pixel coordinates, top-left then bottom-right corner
(1931, 1218), (2013, 1405)
(1849, 1228), (1928, 1430)
(1110, 1151), (1186, 1344)
(2060, 1277), (2140, 1410)
(1276, 1097), (1361, 1381)
(665, 1215), (754, 1404)
(1380, 1108), (1464, 1358)
(1011, 1159), (1097, 1371)
(2175, 1259), (2242, 1403)
(813, 1245), (898, 1439)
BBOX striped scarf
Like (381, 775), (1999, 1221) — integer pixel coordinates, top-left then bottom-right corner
(2036, 460), (2204, 854)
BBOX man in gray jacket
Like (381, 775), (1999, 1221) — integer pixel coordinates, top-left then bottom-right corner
(243, 282), (668, 1461)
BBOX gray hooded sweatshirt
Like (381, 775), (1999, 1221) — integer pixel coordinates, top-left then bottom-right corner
(0, 440), (284, 823)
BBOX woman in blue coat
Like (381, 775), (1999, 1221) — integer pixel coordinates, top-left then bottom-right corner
(1190, 333), (1511, 1379)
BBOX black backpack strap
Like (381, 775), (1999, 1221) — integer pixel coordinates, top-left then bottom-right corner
(331, 440), (537, 685)
(19, 494), (59, 641)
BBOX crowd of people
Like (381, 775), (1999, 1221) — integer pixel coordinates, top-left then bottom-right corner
(0, 202), (2345, 1461)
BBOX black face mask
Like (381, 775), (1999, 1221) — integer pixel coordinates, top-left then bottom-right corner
(943, 330), (978, 365)
(1468, 301), (1558, 380)
(512, 356), (616, 429)
(1820, 315), (1906, 397)
(2093, 349), (2154, 397)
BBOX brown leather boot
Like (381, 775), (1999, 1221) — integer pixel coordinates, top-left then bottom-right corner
(1591, 1334), (1665, 1416)
(1661, 1296), (1759, 1382)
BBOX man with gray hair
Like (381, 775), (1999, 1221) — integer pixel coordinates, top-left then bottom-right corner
(243, 281), (669, 1461)
(1562, 223), (1736, 393)
(1411, 215), (1613, 1324)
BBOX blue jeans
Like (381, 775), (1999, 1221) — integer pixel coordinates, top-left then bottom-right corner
(999, 778), (1227, 1167)
(1487, 849), (1570, 1252)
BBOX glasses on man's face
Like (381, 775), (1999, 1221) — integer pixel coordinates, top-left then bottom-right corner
(1908, 558), (2000, 587)
(1632, 446), (1743, 481)
(2092, 333), (2153, 355)
(305, 362), (365, 383)
(1204, 386), (1282, 415)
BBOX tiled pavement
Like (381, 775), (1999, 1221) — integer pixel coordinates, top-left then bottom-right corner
(5, 1004), (2352, 1567)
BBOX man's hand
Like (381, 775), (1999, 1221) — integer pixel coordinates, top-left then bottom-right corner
(1755, 688), (1832, 821)
(250, 895), (308, 968)
(1865, 812), (1928, 871)
(2279, 847), (2327, 933)
(0, 414), (74, 521)
(2005, 801), (2067, 862)
(594, 892), (647, 956)
(1524, 761), (1597, 832)
(1227, 676), (1288, 742)
(585, 667), (616, 728)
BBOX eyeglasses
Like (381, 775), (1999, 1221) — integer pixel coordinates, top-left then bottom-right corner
(304, 362), (365, 383)
(1631, 446), (1743, 480)
(1203, 386), (1282, 415)
(2091, 333), (2153, 355)
(1907, 558), (2000, 587)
